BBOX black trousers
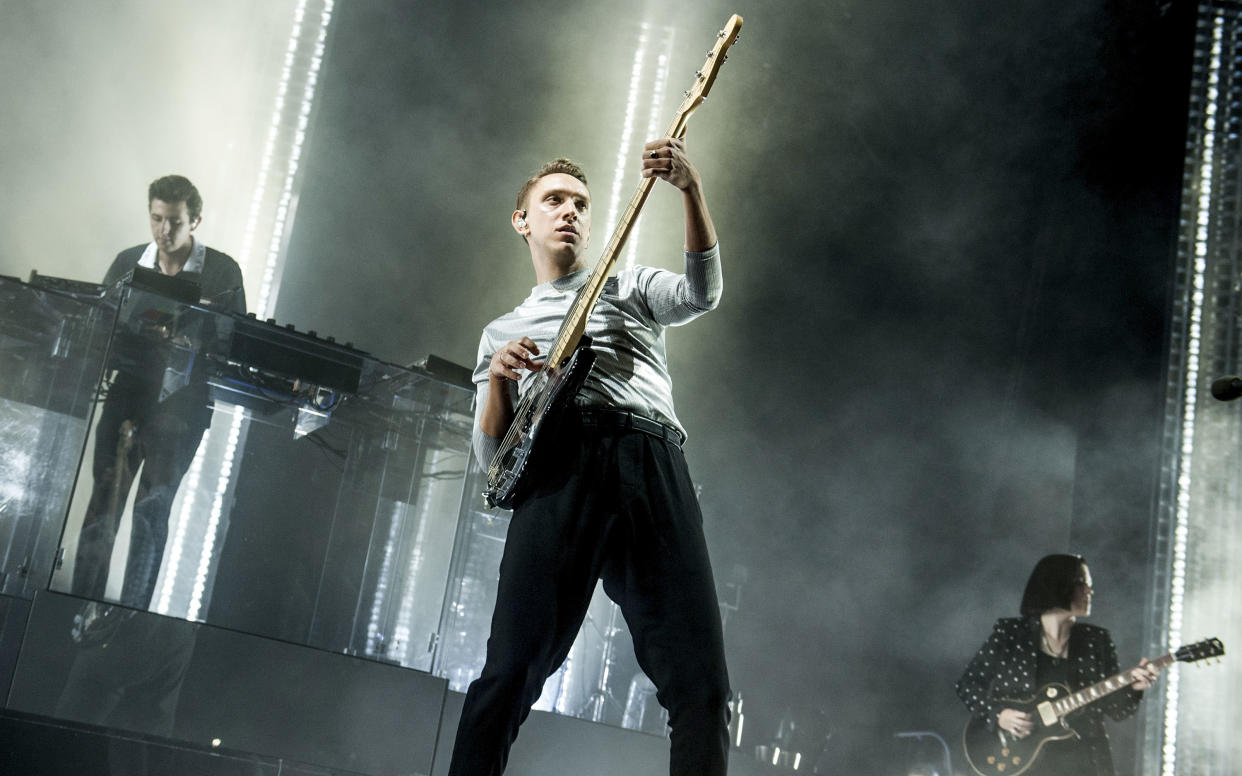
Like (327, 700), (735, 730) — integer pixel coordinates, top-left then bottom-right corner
(72, 381), (206, 610)
(447, 412), (731, 776)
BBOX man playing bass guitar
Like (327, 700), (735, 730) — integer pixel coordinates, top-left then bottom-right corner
(447, 140), (731, 776)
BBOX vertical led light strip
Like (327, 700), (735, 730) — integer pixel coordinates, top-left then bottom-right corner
(390, 456), (440, 666)
(601, 23), (652, 247)
(625, 29), (674, 270)
(160, 0), (335, 620)
(234, 0), (308, 302)
(601, 23), (677, 273)
(153, 430), (208, 614)
(188, 406), (245, 621)
(1160, 14), (1224, 776)
(250, 0), (335, 319)
(366, 501), (405, 659)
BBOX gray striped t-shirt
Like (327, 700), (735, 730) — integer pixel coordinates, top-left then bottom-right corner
(472, 244), (722, 467)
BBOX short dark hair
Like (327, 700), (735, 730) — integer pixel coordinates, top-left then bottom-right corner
(1019, 553), (1086, 618)
(148, 175), (203, 221)
(515, 158), (588, 212)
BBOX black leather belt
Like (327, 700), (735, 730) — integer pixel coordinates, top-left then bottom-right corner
(577, 408), (685, 447)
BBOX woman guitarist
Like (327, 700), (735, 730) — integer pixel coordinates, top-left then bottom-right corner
(956, 554), (1160, 776)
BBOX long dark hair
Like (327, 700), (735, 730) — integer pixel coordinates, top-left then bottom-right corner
(1019, 554), (1085, 618)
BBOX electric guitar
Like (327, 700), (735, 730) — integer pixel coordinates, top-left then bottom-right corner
(962, 637), (1224, 776)
(483, 14), (744, 509)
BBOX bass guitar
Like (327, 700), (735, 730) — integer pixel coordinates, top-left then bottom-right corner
(483, 14), (744, 509)
(963, 637), (1224, 776)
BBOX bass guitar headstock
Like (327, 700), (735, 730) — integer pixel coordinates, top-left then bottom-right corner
(669, 14), (743, 138)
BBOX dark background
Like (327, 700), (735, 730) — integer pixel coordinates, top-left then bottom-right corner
(273, 0), (1196, 771)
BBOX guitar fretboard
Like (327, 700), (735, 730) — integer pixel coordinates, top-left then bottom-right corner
(1049, 652), (1175, 718)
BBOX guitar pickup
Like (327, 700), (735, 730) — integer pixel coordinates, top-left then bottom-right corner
(1035, 701), (1058, 727)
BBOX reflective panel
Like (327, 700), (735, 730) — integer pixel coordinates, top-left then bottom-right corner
(8, 590), (445, 775)
(36, 274), (476, 667)
(0, 275), (112, 598)
(3, 269), (666, 737)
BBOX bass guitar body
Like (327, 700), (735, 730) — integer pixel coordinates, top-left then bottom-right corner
(484, 345), (597, 509)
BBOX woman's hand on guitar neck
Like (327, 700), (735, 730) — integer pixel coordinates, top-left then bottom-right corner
(1128, 658), (1160, 691)
(997, 708), (1033, 738)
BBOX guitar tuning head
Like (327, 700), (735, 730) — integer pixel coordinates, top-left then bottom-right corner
(706, 50), (715, 59)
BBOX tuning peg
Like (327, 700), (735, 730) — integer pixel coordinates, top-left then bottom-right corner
(706, 50), (715, 58)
